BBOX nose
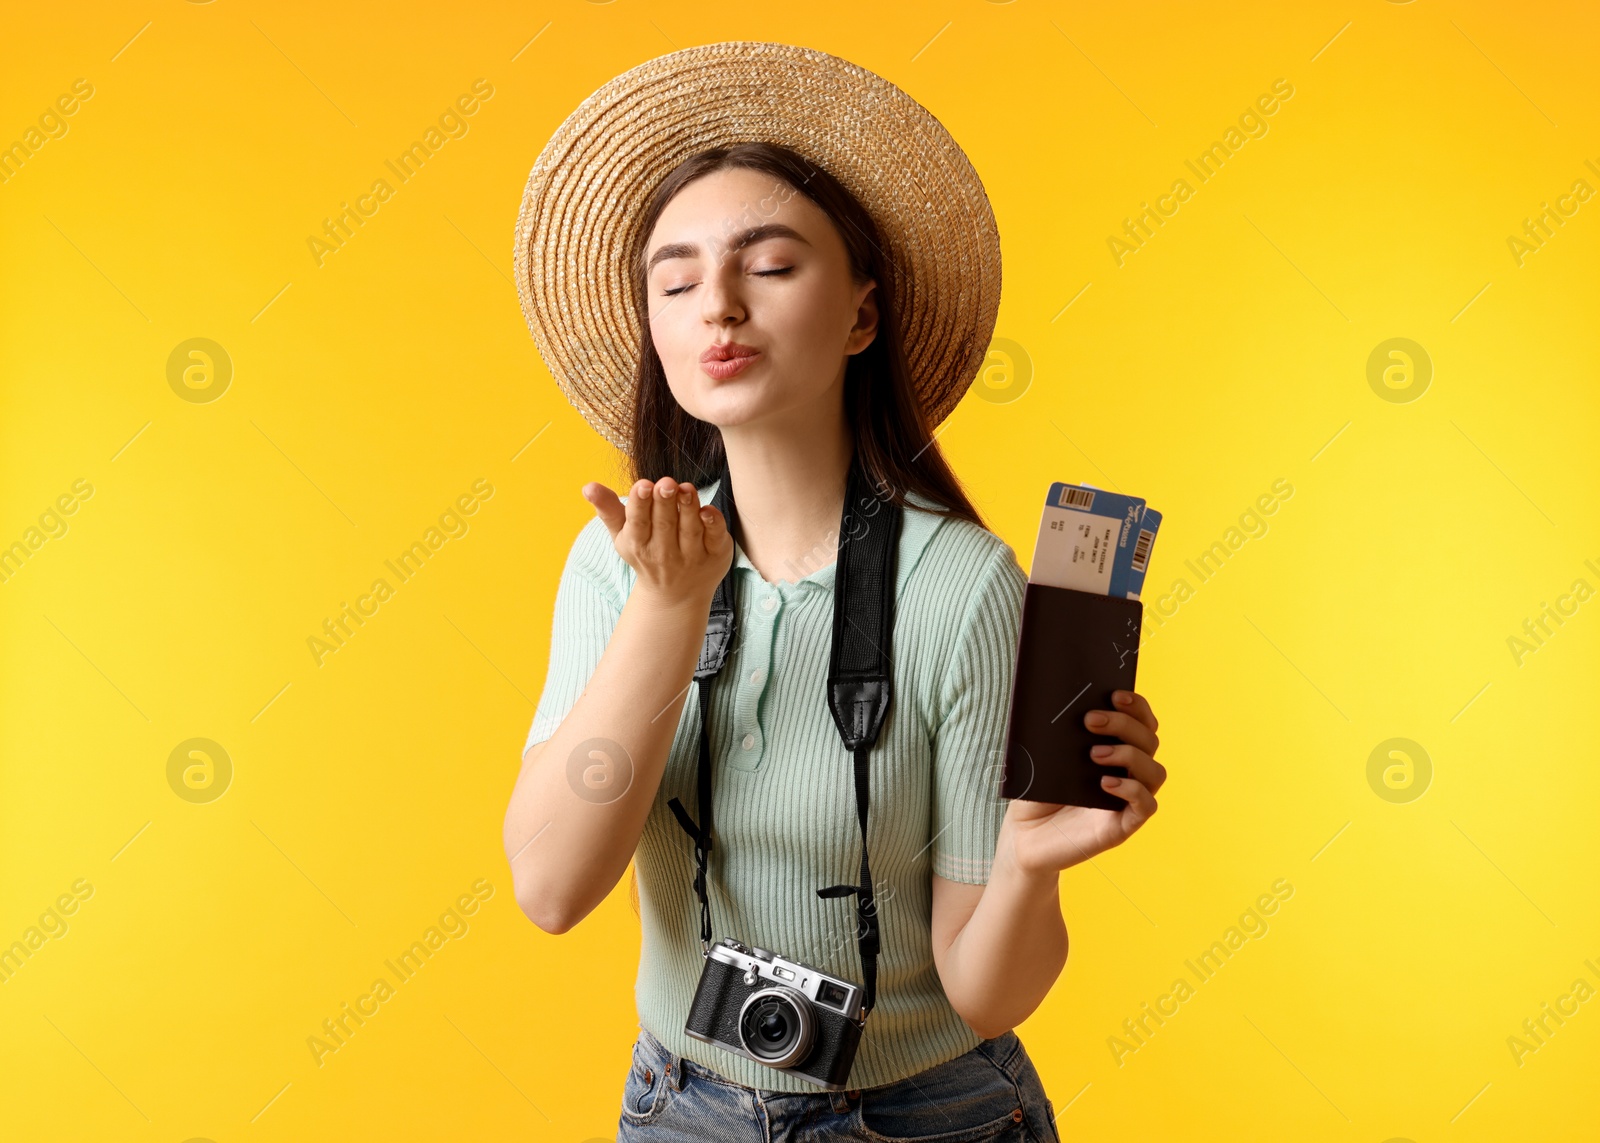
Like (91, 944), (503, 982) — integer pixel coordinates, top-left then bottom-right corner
(698, 259), (746, 325)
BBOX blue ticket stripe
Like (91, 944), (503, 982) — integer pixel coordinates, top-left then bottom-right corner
(1122, 507), (1162, 599)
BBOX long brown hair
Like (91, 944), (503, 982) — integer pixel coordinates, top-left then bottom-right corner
(624, 141), (987, 531)
(623, 143), (993, 919)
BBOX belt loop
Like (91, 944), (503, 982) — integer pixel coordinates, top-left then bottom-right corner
(641, 1027), (687, 1091)
(829, 1087), (850, 1113)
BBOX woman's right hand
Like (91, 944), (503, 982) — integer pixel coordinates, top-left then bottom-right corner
(583, 476), (733, 608)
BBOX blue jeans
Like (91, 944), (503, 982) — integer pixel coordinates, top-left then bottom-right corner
(616, 1026), (1062, 1141)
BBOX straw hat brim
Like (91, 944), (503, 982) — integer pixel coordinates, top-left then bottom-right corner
(513, 40), (1002, 454)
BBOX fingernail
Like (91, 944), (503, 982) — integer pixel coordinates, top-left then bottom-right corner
(1091, 745), (1112, 758)
(1114, 692), (1132, 705)
(1087, 712), (1108, 727)
(1103, 776), (1122, 787)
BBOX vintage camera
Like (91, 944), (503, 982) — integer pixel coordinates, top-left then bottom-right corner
(684, 938), (865, 1089)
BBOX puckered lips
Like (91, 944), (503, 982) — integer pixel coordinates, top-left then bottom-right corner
(700, 341), (762, 379)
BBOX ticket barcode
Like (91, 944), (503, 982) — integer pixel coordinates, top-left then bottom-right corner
(1057, 486), (1095, 510)
(1131, 528), (1154, 571)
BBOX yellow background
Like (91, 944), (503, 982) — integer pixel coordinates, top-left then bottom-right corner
(2, 1), (1597, 1139)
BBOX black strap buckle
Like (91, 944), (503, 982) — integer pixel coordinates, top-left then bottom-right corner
(815, 884), (882, 952)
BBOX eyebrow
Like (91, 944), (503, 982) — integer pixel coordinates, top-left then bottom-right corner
(646, 223), (812, 273)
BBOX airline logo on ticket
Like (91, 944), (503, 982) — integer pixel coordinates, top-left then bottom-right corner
(1028, 482), (1146, 594)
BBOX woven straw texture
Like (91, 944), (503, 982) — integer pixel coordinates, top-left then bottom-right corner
(512, 40), (1003, 454)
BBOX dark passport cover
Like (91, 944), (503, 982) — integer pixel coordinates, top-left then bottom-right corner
(1001, 582), (1144, 809)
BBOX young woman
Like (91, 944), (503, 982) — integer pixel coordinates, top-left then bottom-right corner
(505, 43), (1166, 1142)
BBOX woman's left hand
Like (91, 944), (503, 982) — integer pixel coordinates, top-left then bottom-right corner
(1005, 690), (1167, 874)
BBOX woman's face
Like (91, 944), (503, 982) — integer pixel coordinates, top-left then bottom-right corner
(643, 166), (877, 434)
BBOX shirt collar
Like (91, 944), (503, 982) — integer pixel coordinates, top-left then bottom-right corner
(698, 478), (946, 595)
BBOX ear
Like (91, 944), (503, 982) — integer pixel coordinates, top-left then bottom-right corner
(846, 278), (879, 356)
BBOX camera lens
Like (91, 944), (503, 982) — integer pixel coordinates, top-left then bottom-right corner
(755, 1005), (787, 1043)
(743, 996), (794, 1054)
(738, 988), (814, 1068)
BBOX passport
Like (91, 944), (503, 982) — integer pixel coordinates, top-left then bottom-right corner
(1002, 481), (1164, 808)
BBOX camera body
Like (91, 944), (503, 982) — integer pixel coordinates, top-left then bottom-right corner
(684, 938), (865, 1090)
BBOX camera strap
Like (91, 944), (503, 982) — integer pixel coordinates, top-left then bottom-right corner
(666, 457), (901, 1020)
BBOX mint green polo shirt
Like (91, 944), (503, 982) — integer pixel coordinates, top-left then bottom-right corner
(525, 478), (1027, 1091)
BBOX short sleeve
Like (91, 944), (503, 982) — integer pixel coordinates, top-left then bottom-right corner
(929, 542), (1026, 884)
(523, 513), (627, 755)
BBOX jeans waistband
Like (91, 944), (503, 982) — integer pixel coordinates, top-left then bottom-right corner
(634, 1026), (857, 1112)
(633, 1024), (1024, 1102)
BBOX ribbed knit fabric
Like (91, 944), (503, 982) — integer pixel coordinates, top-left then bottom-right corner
(525, 479), (1026, 1092)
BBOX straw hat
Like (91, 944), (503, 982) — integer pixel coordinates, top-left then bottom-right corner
(512, 40), (1003, 454)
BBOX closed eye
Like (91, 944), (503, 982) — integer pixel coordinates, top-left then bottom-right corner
(662, 267), (794, 297)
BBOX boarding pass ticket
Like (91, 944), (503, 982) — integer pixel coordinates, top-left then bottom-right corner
(1028, 481), (1162, 599)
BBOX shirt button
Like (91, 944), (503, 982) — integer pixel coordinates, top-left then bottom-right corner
(750, 667), (766, 685)
(760, 595), (777, 613)
(741, 733), (756, 750)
